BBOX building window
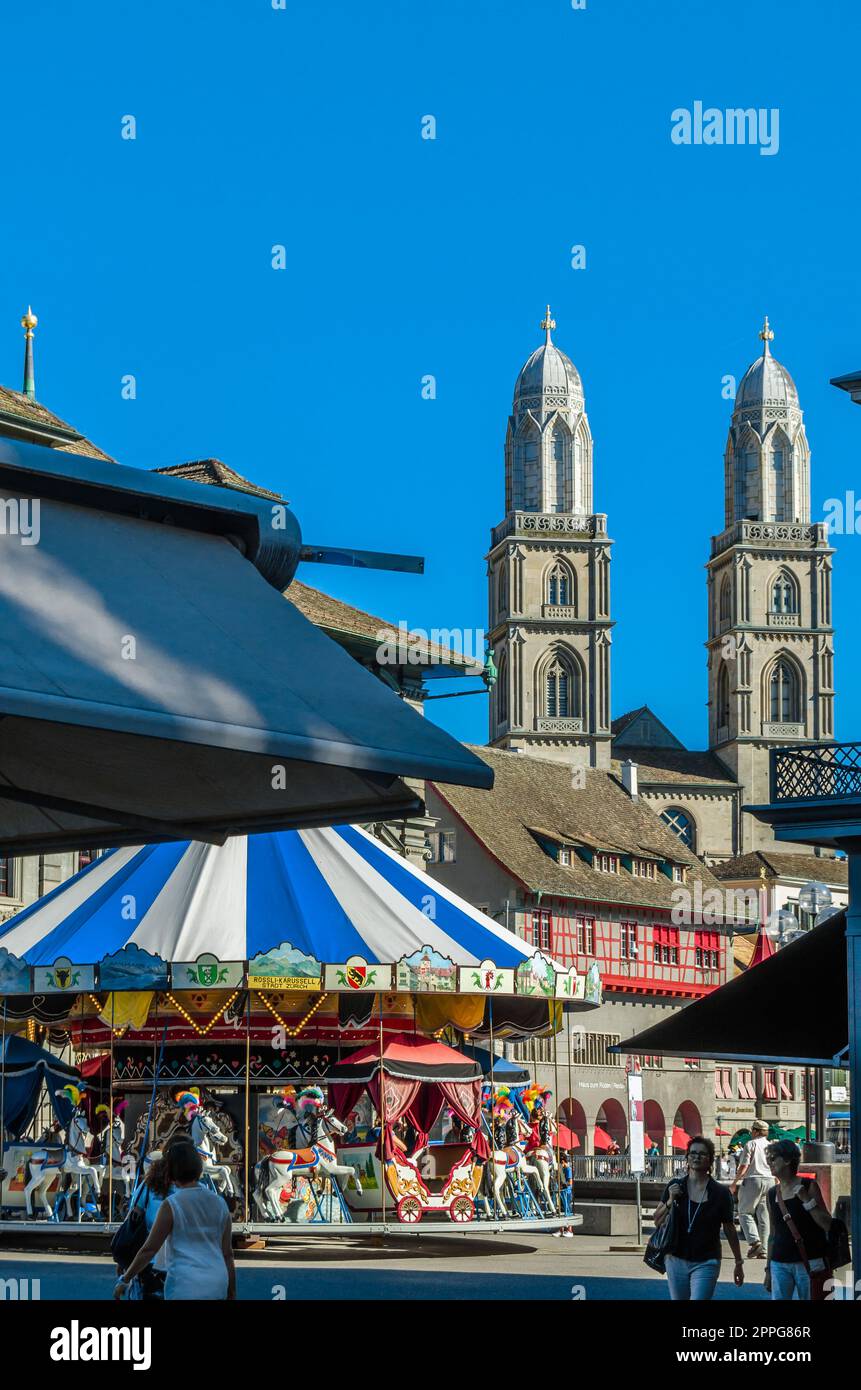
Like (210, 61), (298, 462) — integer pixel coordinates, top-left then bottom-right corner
(738, 1069), (756, 1100)
(547, 561), (572, 607)
(671, 865), (687, 883)
(565, 1031), (622, 1068)
(595, 852), (619, 874)
(545, 655), (570, 717)
(79, 848), (100, 870)
(779, 1069), (793, 1100)
(558, 847), (571, 866)
(530, 909), (552, 952)
(770, 569), (798, 615)
(694, 930), (720, 970)
(717, 663), (731, 731)
(0, 856), (12, 898)
(496, 650), (508, 725)
(653, 925), (679, 965)
(661, 807), (696, 852)
(497, 565), (508, 616)
(620, 921), (639, 961)
(763, 1068), (778, 1101)
(428, 830), (456, 864)
(715, 1067), (733, 1099)
(719, 573), (732, 627)
(632, 857), (658, 880)
(769, 658), (800, 723)
(576, 917), (595, 955)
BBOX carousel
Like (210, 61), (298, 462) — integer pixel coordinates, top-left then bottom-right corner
(0, 824), (601, 1236)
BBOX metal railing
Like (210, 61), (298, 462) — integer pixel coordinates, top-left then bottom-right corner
(771, 742), (861, 803)
(571, 1154), (688, 1182)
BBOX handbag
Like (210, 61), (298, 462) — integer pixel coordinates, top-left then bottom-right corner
(644, 1178), (683, 1274)
(775, 1187), (831, 1301)
(827, 1215), (851, 1271)
(110, 1185), (149, 1272)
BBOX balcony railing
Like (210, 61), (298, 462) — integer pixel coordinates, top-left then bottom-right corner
(771, 742), (861, 802)
(571, 1154), (688, 1182)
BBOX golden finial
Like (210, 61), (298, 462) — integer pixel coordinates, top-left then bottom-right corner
(540, 304), (556, 340)
(759, 315), (774, 353)
(21, 305), (37, 335)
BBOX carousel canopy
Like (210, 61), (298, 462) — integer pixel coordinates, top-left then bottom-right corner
(327, 1033), (483, 1083)
(0, 437), (490, 854)
(459, 1044), (530, 1084)
(0, 823), (563, 984)
(0, 1033), (79, 1138)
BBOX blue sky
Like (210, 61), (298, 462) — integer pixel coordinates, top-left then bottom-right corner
(3, 0), (860, 750)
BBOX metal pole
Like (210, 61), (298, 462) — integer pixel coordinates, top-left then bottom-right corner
(108, 992), (115, 1224)
(243, 989), (251, 1226)
(635, 1172), (643, 1247)
(379, 992), (386, 1225)
(0, 997), (7, 1220)
(846, 850), (861, 1295)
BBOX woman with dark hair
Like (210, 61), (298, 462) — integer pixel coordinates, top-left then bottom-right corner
(653, 1135), (744, 1301)
(765, 1140), (833, 1300)
(114, 1142), (235, 1301)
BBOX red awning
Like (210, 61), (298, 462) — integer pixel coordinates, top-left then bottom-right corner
(715, 1126), (731, 1137)
(326, 1032), (482, 1083)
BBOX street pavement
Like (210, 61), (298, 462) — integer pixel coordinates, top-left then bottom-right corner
(0, 1234), (770, 1301)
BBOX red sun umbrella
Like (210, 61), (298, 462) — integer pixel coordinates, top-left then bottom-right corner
(593, 1125), (613, 1151)
(715, 1127), (732, 1137)
(554, 1124), (580, 1150)
(672, 1125), (692, 1151)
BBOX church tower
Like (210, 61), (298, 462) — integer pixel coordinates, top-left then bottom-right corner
(487, 308), (612, 769)
(706, 318), (835, 849)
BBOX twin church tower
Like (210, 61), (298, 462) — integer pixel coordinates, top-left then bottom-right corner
(487, 308), (835, 852)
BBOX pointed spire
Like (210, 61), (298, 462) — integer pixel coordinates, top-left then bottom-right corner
(540, 304), (556, 345)
(759, 314), (774, 357)
(21, 305), (37, 400)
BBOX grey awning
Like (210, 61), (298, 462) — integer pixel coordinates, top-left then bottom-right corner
(0, 442), (491, 851)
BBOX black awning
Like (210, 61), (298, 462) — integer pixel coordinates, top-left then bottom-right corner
(0, 440), (492, 850)
(612, 912), (848, 1067)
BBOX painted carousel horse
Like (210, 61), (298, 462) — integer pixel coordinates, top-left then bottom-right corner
(253, 1088), (359, 1221)
(96, 1101), (135, 1217)
(484, 1098), (541, 1217)
(25, 1086), (102, 1220)
(522, 1088), (559, 1213)
(176, 1090), (238, 1200)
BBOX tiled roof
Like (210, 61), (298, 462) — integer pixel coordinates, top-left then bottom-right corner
(154, 459), (282, 500)
(611, 706), (650, 737)
(713, 850), (848, 887)
(0, 385), (114, 461)
(286, 579), (479, 669)
(612, 747), (738, 789)
(430, 745), (726, 910)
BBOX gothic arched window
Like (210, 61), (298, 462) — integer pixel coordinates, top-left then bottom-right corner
(497, 650), (508, 725)
(549, 428), (569, 513)
(541, 649), (580, 719)
(769, 659), (800, 723)
(719, 574), (732, 628)
(717, 663), (730, 732)
(498, 564), (508, 617)
(548, 560), (573, 607)
(661, 807), (696, 852)
(517, 426), (541, 510)
(770, 448), (785, 521)
(770, 569), (798, 615)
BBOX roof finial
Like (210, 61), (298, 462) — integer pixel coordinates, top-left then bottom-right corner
(540, 304), (556, 344)
(759, 314), (774, 356)
(21, 305), (37, 400)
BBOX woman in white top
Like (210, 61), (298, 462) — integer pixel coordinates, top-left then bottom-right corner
(114, 1142), (235, 1301)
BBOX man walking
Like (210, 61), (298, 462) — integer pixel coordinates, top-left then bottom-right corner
(731, 1119), (772, 1259)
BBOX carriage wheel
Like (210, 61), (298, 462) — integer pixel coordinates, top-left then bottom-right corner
(449, 1196), (475, 1223)
(397, 1196), (423, 1224)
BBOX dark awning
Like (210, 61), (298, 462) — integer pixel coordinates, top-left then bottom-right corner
(0, 439), (491, 851)
(612, 911), (848, 1067)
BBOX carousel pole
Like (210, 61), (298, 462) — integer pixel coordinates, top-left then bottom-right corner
(487, 996), (497, 1219)
(552, 1010), (561, 1216)
(0, 996), (8, 1220)
(108, 992), (115, 1224)
(243, 988), (251, 1227)
(379, 990), (386, 1226)
(566, 1012), (574, 1175)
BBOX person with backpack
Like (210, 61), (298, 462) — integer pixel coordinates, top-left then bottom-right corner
(653, 1134), (745, 1300)
(765, 1140), (833, 1300)
(730, 1118), (772, 1259)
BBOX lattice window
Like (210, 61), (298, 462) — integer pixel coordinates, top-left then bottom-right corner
(770, 569), (798, 615)
(620, 921), (639, 961)
(576, 917), (595, 954)
(769, 659), (799, 722)
(661, 807), (696, 852)
(0, 855), (11, 898)
(531, 909), (552, 951)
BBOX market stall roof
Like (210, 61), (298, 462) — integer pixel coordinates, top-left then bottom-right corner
(327, 1033), (482, 1083)
(460, 1044), (530, 1084)
(0, 437), (491, 853)
(0, 824), (569, 984)
(0, 1033), (79, 1138)
(612, 911), (848, 1067)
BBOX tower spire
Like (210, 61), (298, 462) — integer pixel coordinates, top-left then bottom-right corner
(540, 304), (556, 344)
(759, 314), (774, 357)
(21, 305), (37, 400)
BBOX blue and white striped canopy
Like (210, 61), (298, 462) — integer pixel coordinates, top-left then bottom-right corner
(0, 825), (540, 972)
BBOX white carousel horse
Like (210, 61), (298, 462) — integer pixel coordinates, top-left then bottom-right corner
(485, 1112), (542, 1217)
(190, 1108), (238, 1199)
(98, 1114), (135, 1215)
(253, 1107), (360, 1221)
(25, 1111), (102, 1219)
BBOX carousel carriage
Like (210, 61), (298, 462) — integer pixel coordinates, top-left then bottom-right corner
(327, 1034), (488, 1224)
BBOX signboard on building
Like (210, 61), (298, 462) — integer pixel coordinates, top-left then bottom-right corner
(627, 1059), (645, 1175)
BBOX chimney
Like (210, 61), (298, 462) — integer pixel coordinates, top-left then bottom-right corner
(621, 759), (638, 799)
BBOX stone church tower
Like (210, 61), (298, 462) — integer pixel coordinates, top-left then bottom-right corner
(706, 318), (835, 849)
(487, 308), (612, 769)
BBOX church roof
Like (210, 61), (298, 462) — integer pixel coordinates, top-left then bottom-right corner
(735, 318), (799, 413)
(611, 747), (738, 789)
(286, 579), (478, 671)
(429, 745), (725, 910)
(611, 705), (686, 750)
(0, 384), (114, 461)
(712, 850), (848, 887)
(513, 306), (584, 407)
